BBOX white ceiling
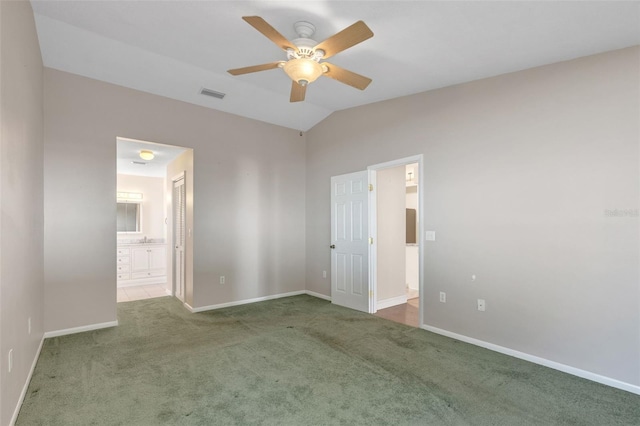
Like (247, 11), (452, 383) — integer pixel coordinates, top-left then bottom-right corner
(117, 137), (187, 177)
(31, 1), (640, 131)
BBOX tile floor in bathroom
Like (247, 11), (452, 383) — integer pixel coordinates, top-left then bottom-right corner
(117, 284), (169, 302)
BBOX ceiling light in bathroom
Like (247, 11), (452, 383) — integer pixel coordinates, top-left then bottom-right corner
(139, 150), (154, 160)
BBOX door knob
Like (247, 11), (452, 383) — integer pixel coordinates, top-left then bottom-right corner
(330, 244), (336, 249)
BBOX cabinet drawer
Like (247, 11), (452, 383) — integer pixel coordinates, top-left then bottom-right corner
(117, 256), (130, 264)
(117, 264), (130, 273)
(131, 270), (166, 279)
(116, 247), (130, 256)
(117, 272), (131, 281)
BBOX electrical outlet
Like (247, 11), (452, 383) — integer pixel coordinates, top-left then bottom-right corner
(8, 349), (13, 373)
(28, 317), (31, 335)
(322, 270), (327, 278)
(439, 292), (446, 303)
(471, 275), (476, 281)
(477, 299), (486, 311)
(219, 276), (225, 285)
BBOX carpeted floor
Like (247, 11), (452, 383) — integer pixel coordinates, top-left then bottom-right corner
(17, 295), (640, 425)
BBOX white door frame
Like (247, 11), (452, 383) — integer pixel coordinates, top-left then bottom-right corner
(368, 154), (424, 324)
(172, 171), (186, 302)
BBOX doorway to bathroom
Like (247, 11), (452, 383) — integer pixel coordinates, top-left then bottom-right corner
(368, 155), (423, 328)
(116, 137), (193, 303)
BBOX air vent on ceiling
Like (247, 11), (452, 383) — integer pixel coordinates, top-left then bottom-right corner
(200, 88), (226, 99)
(131, 161), (146, 165)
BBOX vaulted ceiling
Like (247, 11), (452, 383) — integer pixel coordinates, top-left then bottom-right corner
(31, 1), (640, 131)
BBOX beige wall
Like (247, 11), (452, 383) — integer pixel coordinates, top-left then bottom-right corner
(0, 1), (44, 424)
(117, 174), (166, 241)
(376, 166), (406, 303)
(306, 47), (640, 386)
(44, 69), (306, 331)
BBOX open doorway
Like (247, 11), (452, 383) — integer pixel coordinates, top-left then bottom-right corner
(116, 137), (192, 303)
(370, 156), (423, 327)
(329, 155), (423, 325)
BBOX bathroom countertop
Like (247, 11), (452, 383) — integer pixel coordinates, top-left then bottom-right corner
(117, 239), (166, 246)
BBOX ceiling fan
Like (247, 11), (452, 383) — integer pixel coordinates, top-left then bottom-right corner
(228, 16), (374, 102)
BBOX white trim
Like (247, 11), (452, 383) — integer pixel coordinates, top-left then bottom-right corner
(367, 169), (378, 314)
(171, 170), (186, 183)
(184, 290), (330, 313)
(10, 336), (44, 426)
(377, 295), (408, 310)
(421, 324), (640, 396)
(367, 154), (424, 319)
(184, 290), (307, 313)
(305, 290), (331, 301)
(44, 320), (118, 338)
(171, 171), (187, 302)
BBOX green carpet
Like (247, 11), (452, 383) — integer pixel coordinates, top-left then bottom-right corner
(17, 295), (640, 425)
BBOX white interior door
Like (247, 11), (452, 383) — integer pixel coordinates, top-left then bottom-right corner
(173, 175), (186, 301)
(331, 171), (370, 312)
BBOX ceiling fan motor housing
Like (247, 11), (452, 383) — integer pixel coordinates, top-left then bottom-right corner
(289, 21), (324, 60)
(287, 40), (323, 61)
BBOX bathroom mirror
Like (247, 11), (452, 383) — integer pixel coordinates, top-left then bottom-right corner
(117, 201), (141, 233)
(406, 208), (417, 244)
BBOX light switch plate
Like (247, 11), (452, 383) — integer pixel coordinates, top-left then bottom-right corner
(425, 231), (436, 241)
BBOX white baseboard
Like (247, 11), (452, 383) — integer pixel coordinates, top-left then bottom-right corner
(10, 336), (44, 426)
(305, 290), (331, 301)
(185, 290), (307, 313)
(377, 294), (408, 310)
(184, 290), (332, 313)
(421, 324), (640, 396)
(44, 320), (118, 338)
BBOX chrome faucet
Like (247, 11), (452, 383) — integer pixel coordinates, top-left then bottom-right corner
(143, 236), (148, 243)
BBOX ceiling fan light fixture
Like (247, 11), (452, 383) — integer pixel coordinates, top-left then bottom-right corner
(283, 58), (323, 86)
(139, 150), (154, 161)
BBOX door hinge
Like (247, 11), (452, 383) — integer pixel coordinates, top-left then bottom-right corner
(369, 290), (374, 298)
(368, 184), (373, 191)
(369, 237), (373, 244)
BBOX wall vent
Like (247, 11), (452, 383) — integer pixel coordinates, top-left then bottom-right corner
(200, 88), (226, 99)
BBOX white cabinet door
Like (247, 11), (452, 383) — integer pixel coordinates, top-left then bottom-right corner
(131, 247), (150, 272)
(149, 246), (166, 270)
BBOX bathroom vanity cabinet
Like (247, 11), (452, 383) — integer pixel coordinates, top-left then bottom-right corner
(116, 243), (166, 286)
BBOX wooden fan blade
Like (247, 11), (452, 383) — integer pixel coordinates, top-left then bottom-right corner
(314, 21), (373, 59)
(322, 63), (372, 90)
(243, 16), (297, 51)
(290, 81), (306, 102)
(228, 62), (283, 76)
